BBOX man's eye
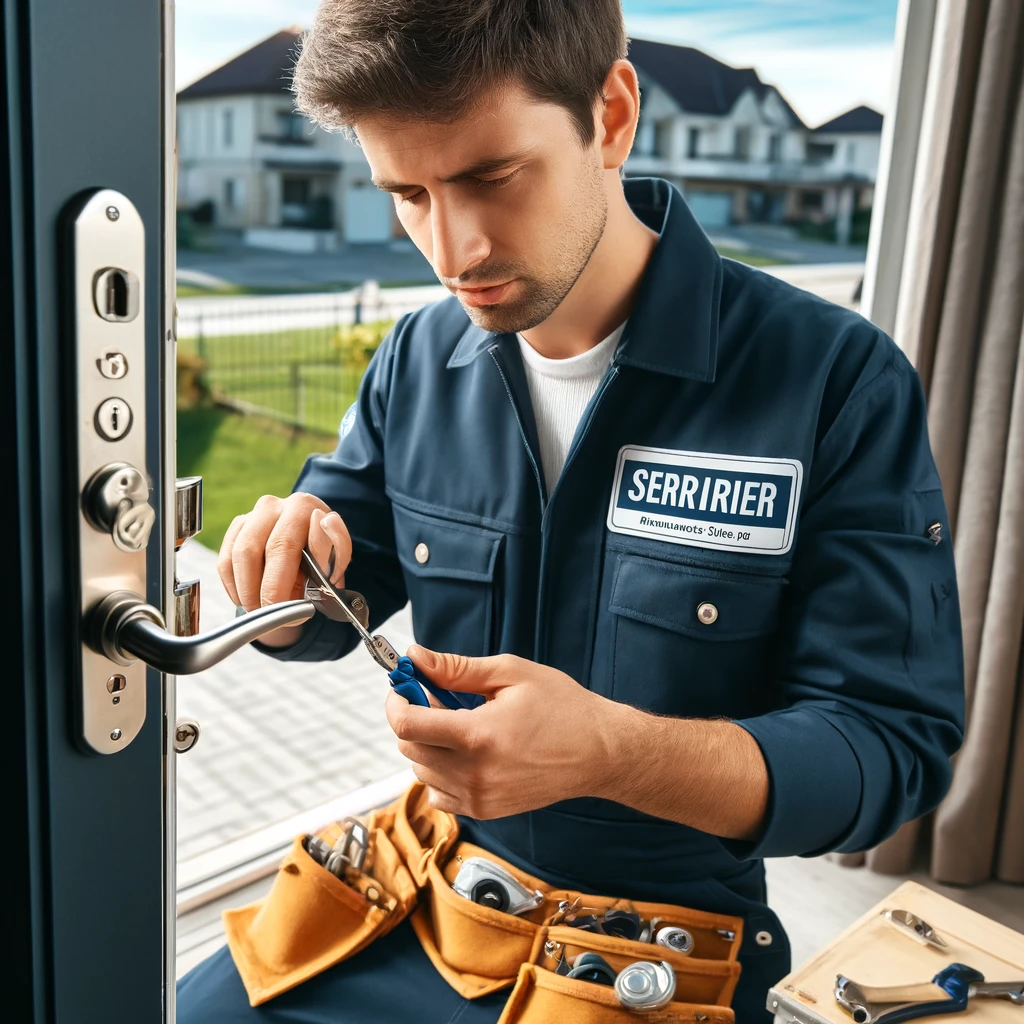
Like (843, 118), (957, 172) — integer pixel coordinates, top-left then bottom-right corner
(478, 170), (520, 189)
(398, 189), (426, 204)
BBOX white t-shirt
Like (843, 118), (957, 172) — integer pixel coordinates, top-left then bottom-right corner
(516, 324), (625, 492)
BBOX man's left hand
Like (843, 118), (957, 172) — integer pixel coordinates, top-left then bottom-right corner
(384, 646), (625, 818)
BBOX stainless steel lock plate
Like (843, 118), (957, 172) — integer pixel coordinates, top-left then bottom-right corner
(72, 189), (150, 754)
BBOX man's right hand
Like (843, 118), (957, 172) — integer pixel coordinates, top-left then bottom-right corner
(217, 493), (352, 648)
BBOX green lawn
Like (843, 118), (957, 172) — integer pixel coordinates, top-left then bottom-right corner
(178, 322), (386, 435)
(176, 280), (435, 299)
(177, 406), (338, 551)
(714, 246), (783, 267)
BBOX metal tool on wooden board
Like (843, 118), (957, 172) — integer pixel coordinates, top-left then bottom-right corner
(882, 910), (947, 951)
(300, 547), (484, 710)
(834, 963), (1024, 1023)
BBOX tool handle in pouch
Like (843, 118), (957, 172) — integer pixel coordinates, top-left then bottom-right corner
(388, 656), (484, 710)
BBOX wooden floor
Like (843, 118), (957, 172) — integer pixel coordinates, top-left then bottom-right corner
(177, 855), (1024, 981)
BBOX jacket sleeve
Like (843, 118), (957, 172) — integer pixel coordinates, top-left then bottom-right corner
(256, 328), (408, 663)
(727, 351), (965, 859)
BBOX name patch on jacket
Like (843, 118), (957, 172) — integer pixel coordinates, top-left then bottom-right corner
(607, 445), (803, 554)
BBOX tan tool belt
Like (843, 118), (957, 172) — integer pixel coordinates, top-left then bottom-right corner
(224, 782), (744, 1022)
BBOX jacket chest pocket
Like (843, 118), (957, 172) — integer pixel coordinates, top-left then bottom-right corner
(392, 503), (504, 658)
(605, 553), (786, 718)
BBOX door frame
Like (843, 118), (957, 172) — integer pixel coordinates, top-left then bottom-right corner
(4, 1), (175, 1019)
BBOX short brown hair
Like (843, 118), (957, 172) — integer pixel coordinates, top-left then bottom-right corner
(292, 0), (628, 145)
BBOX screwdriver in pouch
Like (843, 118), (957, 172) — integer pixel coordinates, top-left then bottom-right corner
(300, 548), (484, 710)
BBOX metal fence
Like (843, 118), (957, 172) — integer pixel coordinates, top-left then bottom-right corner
(176, 283), (446, 435)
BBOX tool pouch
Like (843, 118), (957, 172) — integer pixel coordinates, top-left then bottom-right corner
(497, 963), (736, 1024)
(222, 797), (428, 1005)
(224, 781), (745, 1021)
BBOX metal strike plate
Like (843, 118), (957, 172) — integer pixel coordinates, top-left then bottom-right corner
(175, 475), (203, 550)
(173, 577), (200, 637)
(72, 189), (149, 754)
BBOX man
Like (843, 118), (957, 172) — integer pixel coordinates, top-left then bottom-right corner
(177, 1), (965, 1020)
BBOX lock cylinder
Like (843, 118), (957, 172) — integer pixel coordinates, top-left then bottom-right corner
(82, 461), (156, 553)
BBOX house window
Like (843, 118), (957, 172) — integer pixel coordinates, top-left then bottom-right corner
(846, 141), (857, 168)
(801, 189), (824, 212)
(653, 120), (673, 158)
(277, 110), (306, 141)
(223, 178), (235, 209)
(635, 119), (656, 156)
(282, 177), (313, 225)
(734, 126), (751, 160)
(687, 127), (700, 159)
(806, 141), (835, 165)
(283, 178), (311, 205)
(222, 109), (234, 148)
(768, 133), (782, 163)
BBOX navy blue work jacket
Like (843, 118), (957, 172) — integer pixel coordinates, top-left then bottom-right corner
(267, 178), (964, 1016)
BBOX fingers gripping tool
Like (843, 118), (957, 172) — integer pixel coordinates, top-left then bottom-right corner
(301, 549), (483, 710)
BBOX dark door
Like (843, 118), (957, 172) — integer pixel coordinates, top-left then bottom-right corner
(3, 1), (183, 1019)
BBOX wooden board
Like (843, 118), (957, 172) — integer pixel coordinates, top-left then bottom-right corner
(769, 881), (1024, 1023)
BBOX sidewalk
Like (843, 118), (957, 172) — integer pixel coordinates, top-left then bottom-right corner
(175, 540), (415, 863)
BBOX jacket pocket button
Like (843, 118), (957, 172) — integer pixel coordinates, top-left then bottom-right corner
(697, 602), (718, 625)
(414, 542), (430, 564)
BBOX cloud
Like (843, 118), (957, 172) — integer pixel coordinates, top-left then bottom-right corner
(622, 0), (897, 125)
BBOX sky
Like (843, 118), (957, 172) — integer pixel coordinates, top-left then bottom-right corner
(174, 0), (898, 128)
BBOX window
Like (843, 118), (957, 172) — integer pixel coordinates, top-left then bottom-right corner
(634, 119), (656, 156)
(687, 127), (700, 159)
(222, 108), (233, 148)
(806, 141), (836, 165)
(653, 120), (673, 159)
(223, 178), (235, 209)
(282, 178), (311, 205)
(801, 189), (824, 212)
(846, 141), (857, 168)
(768, 133), (782, 163)
(281, 177), (314, 226)
(734, 126), (751, 161)
(277, 110), (306, 141)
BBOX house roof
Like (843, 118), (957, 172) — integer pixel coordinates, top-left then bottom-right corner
(814, 105), (883, 134)
(627, 37), (804, 127)
(178, 28), (301, 99)
(178, 27), (807, 130)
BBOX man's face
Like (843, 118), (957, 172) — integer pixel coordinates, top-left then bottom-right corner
(356, 84), (609, 334)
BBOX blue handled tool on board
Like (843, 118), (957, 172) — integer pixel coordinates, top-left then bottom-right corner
(301, 548), (484, 710)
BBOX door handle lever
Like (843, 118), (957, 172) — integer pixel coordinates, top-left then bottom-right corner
(86, 591), (315, 675)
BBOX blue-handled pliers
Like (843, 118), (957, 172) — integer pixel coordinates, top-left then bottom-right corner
(301, 548), (483, 710)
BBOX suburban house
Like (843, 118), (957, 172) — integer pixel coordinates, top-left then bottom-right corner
(176, 29), (882, 249)
(626, 39), (881, 241)
(176, 28), (393, 251)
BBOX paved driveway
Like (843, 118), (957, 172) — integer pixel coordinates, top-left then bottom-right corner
(175, 540), (415, 863)
(178, 234), (436, 290)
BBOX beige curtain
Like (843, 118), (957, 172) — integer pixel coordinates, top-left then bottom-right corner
(838, 0), (1024, 886)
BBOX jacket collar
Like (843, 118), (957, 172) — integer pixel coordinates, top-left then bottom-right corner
(448, 177), (721, 382)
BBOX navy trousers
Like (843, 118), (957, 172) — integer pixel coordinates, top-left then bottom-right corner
(177, 917), (785, 1023)
(177, 920), (510, 1024)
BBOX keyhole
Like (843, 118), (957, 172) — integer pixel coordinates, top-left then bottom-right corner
(111, 404), (120, 431)
(93, 268), (139, 322)
(106, 270), (130, 319)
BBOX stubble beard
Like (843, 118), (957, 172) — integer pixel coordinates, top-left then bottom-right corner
(454, 169), (609, 336)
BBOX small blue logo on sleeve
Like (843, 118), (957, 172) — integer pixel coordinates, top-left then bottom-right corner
(607, 446), (803, 554)
(339, 403), (357, 439)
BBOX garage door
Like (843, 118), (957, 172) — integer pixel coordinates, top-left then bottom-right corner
(343, 183), (393, 243)
(685, 191), (733, 228)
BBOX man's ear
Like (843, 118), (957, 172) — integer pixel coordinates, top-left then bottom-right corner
(597, 59), (641, 171)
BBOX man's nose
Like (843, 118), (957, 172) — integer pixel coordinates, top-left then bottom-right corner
(430, 198), (490, 283)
